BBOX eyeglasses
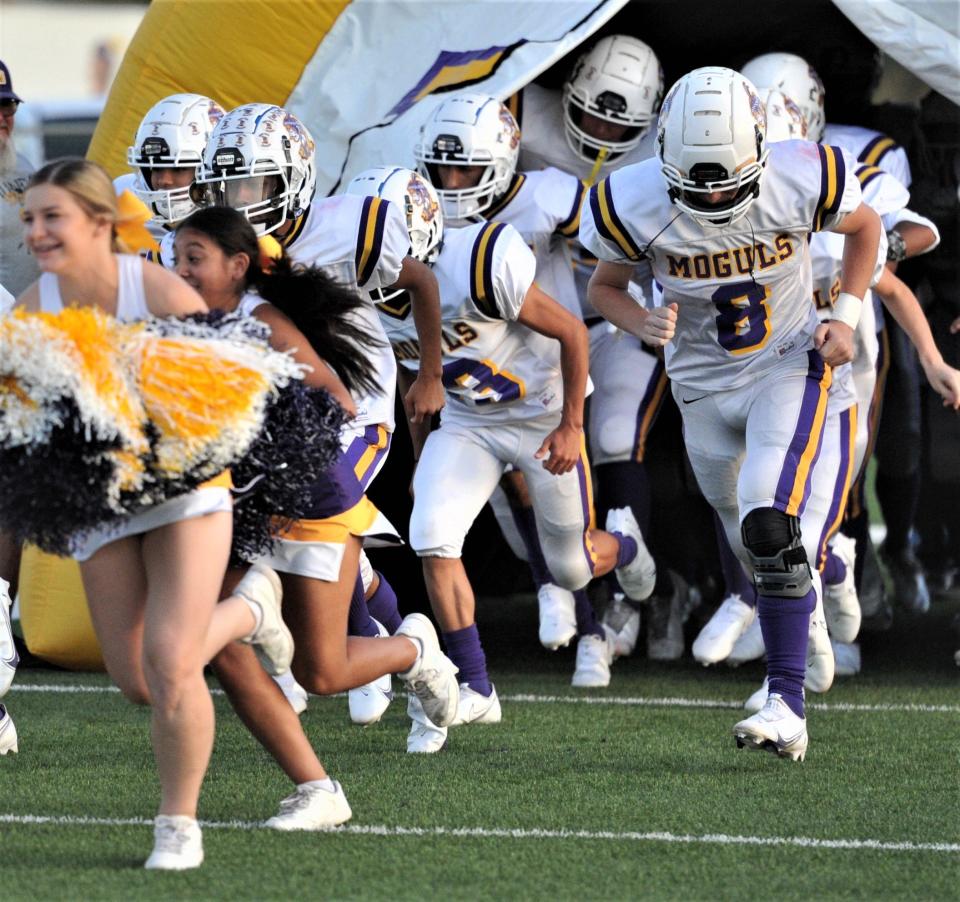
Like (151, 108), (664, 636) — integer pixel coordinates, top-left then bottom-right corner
(0, 99), (21, 115)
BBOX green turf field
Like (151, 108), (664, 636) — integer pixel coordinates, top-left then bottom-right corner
(2, 590), (958, 901)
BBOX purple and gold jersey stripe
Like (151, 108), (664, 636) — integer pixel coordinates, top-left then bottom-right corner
(275, 495), (380, 545)
(484, 174), (526, 219)
(279, 212), (308, 249)
(469, 221), (508, 318)
(774, 350), (833, 517)
(504, 90), (523, 129)
(856, 164), (884, 191)
(355, 196), (389, 287)
(574, 433), (599, 573)
(847, 325), (890, 520)
(344, 424), (391, 490)
(589, 178), (643, 261)
(556, 179), (588, 238)
(816, 405), (857, 570)
(858, 134), (898, 168)
(813, 144), (846, 232)
(633, 360), (668, 463)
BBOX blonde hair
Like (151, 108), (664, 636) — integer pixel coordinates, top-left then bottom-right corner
(27, 158), (131, 253)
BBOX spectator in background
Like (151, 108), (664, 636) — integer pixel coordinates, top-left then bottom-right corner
(0, 60), (38, 298)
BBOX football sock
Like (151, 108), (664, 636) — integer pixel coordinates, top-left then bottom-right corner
(443, 625), (491, 697)
(347, 573), (380, 638)
(820, 548), (846, 587)
(757, 588), (815, 719)
(299, 777), (337, 793)
(366, 571), (402, 634)
(595, 461), (652, 535)
(876, 470), (920, 554)
(574, 589), (604, 639)
(511, 504), (553, 588)
(611, 532), (638, 569)
(841, 509), (870, 590)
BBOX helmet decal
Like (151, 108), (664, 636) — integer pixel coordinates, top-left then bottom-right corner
(743, 81), (766, 130)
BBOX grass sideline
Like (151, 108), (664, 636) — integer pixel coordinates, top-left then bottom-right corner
(2, 590), (958, 901)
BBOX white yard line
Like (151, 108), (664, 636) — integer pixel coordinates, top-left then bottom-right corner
(0, 813), (956, 854)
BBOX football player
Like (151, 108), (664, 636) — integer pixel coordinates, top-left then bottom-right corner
(582, 67), (882, 761)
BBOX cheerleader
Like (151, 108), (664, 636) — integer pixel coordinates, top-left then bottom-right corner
(11, 159), (299, 870)
(171, 206), (459, 827)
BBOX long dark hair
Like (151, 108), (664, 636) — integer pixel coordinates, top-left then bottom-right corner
(176, 206), (384, 396)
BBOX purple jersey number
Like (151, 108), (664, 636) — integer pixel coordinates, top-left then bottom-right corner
(713, 280), (771, 356)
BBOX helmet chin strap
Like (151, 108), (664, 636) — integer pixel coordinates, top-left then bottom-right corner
(585, 147), (610, 187)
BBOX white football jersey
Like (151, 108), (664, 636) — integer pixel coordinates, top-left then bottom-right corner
(823, 123), (911, 188)
(580, 140), (862, 393)
(377, 221), (568, 426)
(477, 167), (585, 317)
(280, 193), (409, 431)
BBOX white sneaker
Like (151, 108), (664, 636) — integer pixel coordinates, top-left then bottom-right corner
(265, 780), (352, 830)
(605, 507), (656, 602)
(144, 815), (203, 870)
(571, 628), (614, 688)
(453, 683), (501, 726)
(744, 677), (769, 714)
(727, 614), (765, 666)
(0, 578), (18, 698)
(806, 588), (835, 693)
(733, 693), (808, 762)
(273, 670), (308, 716)
(832, 640), (862, 676)
(823, 533), (862, 644)
(395, 613), (459, 727)
(537, 583), (577, 650)
(0, 704), (18, 755)
(692, 594), (755, 665)
(406, 693), (447, 754)
(236, 564), (294, 676)
(348, 619), (393, 725)
(601, 593), (640, 658)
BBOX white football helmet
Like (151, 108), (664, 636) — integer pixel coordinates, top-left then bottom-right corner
(763, 89), (808, 143)
(741, 52), (826, 142)
(414, 93), (520, 222)
(657, 67), (770, 228)
(195, 103), (317, 236)
(563, 34), (663, 163)
(346, 166), (443, 265)
(126, 93), (225, 225)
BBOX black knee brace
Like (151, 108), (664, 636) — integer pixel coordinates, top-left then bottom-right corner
(741, 508), (812, 598)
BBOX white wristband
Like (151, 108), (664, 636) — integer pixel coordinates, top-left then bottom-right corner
(830, 292), (862, 330)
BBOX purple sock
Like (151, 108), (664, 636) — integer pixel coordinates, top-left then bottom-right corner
(610, 533), (638, 569)
(714, 512), (757, 606)
(820, 548), (846, 587)
(757, 589), (815, 718)
(574, 589), (604, 638)
(367, 571), (402, 634)
(347, 573), (380, 638)
(512, 505), (553, 588)
(442, 625), (491, 696)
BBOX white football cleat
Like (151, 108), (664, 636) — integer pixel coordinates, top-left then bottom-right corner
(348, 619), (393, 725)
(0, 704), (18, 755)
(601, 594), (641, 658)
(692, 593), (755, 665)
(726, 613), (765, 666)
(744, 677), (769, 714)
(273, 670), (308, 715)
(571, 628), (614, 688)
(452, 683), (502, 726)
(605, 507), (656, 602)
(0, 578), (18, 698)
(537, 583), (577, 650)
(265, 780), (352, 831)
(823, 533), (862, 644)
(236, 564), (294, 676)
(734, 693), (808, 762)
(406, 693), (447, 754)
(832, 640), (862, 677)
(395, 613), (459, 727)
(144, 815), (204, 870)
(805, 586), (835, 693)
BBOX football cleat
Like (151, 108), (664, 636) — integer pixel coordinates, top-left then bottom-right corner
(726, 614), (765, 666)
(605, 507), (657, 602)
(571, 628), (614, 688)
(805, 589), (835, 693)
(0, 577), (18, 698)
(601, 593), (641, 658)
(832, 640), (862, 677)
(265, 780), (352, 831)
(823, 533), (862, 643)
(744, 677), (769, 714)
(880, 542), (931, 615)
(734, 693), (808, 762)
(273, 670), (308, 716)
(692, 593), (755, 665)
(144, 816), (204, 870)
(348, 619), (393, 726)
(406, 693), (447, 754)
(646, 571), (699, 661)
(537, 583), (578, 651)
(452, 683), (502, 726)
(236, 564), (294, 677)
(0, 704), (18, 755)
(395, 614), (459, 727)
(859, 536), (892, 630)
